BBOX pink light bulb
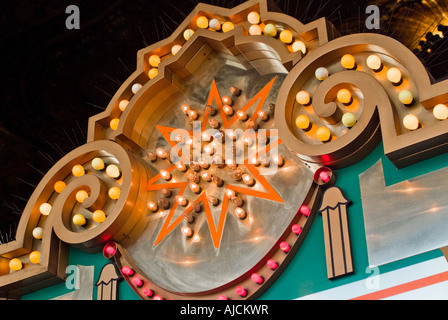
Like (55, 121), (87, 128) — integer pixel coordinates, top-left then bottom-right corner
(279, 241), (290, 253)
(292, 224), (302, 235)
(142, 288), (153, 297)
(218, 295), (229, 300)
(121, 266), (134, 276)
(131, 276), (143, 287)
(105, 245), (116, 256)
(251, 273), (264, 284)
(266, 259), (278, 270)
(300, 205), (311, 217)
(235, 286), (247, 297)
(319, 170), (330, 182)
(153, 295), (163, 300)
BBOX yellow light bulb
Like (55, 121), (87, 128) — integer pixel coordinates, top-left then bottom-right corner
(337, 88), (352, 105)
(9, 258), (22, 271)
(148, 68), (158, 79)
(72, 213), (86, 226)
(92, 210), (106, 223)
(399, 90), (414, 105)
(29, 251), (41, 264)
(76, 190), (89, 203)
(119, 99), (129, 111)
(316, 127), (331, 142)
(279, 30), (293, 44)
(387, 67), (402, 84)
(295, 115), (310, 130)
(148, 55), (161, 68)
(39, 203), (52, 215)
(196, 16), (209, 29)
(108, 187), (121, 200)
(183, 29), (195, 40)
(91, 157), (105, 170)
(341, 54), (356, 69)
(222, 21), (235, 33)
(72, 164), (85, 177)
(110, 118), (120, 130)
(366, 54), (382, 71)
(54, 181), (66, 193)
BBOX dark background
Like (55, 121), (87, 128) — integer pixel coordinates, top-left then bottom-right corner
(1, 0), (447, 242)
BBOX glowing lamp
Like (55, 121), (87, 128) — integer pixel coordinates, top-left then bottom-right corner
(76, 190), (89, 203)
(131, 276), (143, 287)
(403, 114), (419, 131)
(257, 110), (269, 121)
(341, 54), (356, 69)
(218, 295), (229, 300)
(264, 23), (277, 37)
(249, 156), (260, 166)
(223, 105), (234, 117)
(247, 11), (260, 24)
(235, 207), (247, 220)
(9, 258), (22, 271)
(189, 182), (201, 194)
(249, 24), (262, 35)
(175, 161), (187, 172)
(142, 288), (154, 297)
(279, 241), (290, 253)
(235, 286), (247, 297)
(315, 67), (329, 80)
(433, 104), (448, 120)
(181, 226), (193, 237)
(176, 195), (188, 207)
(209, 18), (221, 30)
(171, 44), (182, 55)
(319, 171), (330, 182)
(399, 90), (414, 105)
(266, 259), (278, 270)
(149, 55), (161, 67)
(387, 67), (402, 84)
(201, 171), (212, 182)
(237, 110), (248, 121)
(32, 227), (43, 239)
(196, 16), (209, 29)
(251, 273), (264, 284)
(147, 201), (158, 212)
(106, 164), (121, 179)
(222, 21), (234, 33)
(110, 118), (120, 131)
(337, 88), (352, 105)
(72, 213), (86, 226)
(188, 109), (199, 120)
(54, 180), (66, 193)
(300, 205), (311, 216)
(242, 174), (255, 186)
(105, 245), (116, 256)
(39, 203), (52, 216)
(108, 187), (121, 200)
(296, 90), (311, 105)
(366, 54), (382, 71)
(121, 266), (134, 276)
(156, 148), (169, 159)
(91, 157), (105, 170)
(273, 154), (284, 167)
(222, 95), (233, 106)
(295, 115), (310, 130)
(29, 251), (41, 264)
(292, 224), (302, 235)
(131, 83), (142, 94)
(119, 99), (129, 112)
(92, 210), (106, 223)
(199, 158), (210, 169)
(148, 68), (158, 79)
(279, 30), (293, 44)
(342, 112), (357, 127)
(72, 164), (85, 177)
(153, 295), (163, 300)
(292, 40), (306, 54)
(316, 127), (331, 142)
(183, 29), (195, 40)
(204, 144), (214, 156)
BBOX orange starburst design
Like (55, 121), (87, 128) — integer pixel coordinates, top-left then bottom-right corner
(148, 77), (284, 249)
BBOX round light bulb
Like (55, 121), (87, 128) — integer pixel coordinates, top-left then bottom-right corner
(29, 251), (41, 264)
(148, 68), (158, 79)
(118, 100), (129, 112)
(148, 201), (158, 212)
(247, 11), (260, 24)
(72, 213), (86, 226)
(296, 90), (311, 105)
(295, 115), (310, 130)
(110, 118), (120, 131)
(76, 190), (89, 203)
(171, 44), (182, 55)
(342, 112), (357, 127)
(183, 29), (195, 40)
(149, 55), (161, 68)
(39, 203), (52, 215)
(279, 29), (293, 44)
(106, 164), (121, 179)
(92, 210), (106, 223)
(91, 157), (105, 170)
(366, 54), (382, 71)
(399, 90), (414, 105)
(108, 187), (121, 200)
(292, 40), (306, 54)
(9, 258), (22, 271)
(248, 24), (262, 36)
(131, 83), (142, 94)
(315, 67), (329, 80)
(160, 170), (171, 181)
(316, 127), (331, 142)
(72, 165), (85, 177)
(264, 23), (277, 37)
(209, 18), (221, 30)
(387, 67), (402, 84)
(32, 227), (44, 239)
(341, 54), (356, 69)
(196, 16), (209, 29)
(337, 88), (352, 105)
(300, 205), (311, 216)
(279, 241), (290, 253)
(54, 180), (66, 193)
(181, 226), (193, 237)
(222, 21), (234, 33)
(433, 104), (448, 120)
(403, 114), (419, 131)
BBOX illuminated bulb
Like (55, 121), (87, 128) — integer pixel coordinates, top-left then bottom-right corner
(131, 83), (142, 94)
(204, 144), (214, 156)
(209, 18), (221, 30)
(341, 54), (356, 69)
(223, 105), (234, 116)
(366, 54), (382, 71)
(72, 213), (86, 226)
(148, 201), (158, 212)
(387, 67), (402, 84)
(106, 164), (121, 179)
(292, 224), (302, 235)
(235, 286), (247, 297)
(242, 174), (255, 186)
(260, 155), (270, 167)
(226, 158), (237, 168)
(196, 16), (209, 29)
(272, 154), (284, 167)
(235, 207), (247, 220)
(110, 118), (120, 130)
(153, 295), (163, 300)
(433, 104), (448, 120)
(171, 44), (182, 55)
(160, 170), (171, 181)
(29, 251), (41, 264)
(201, 171), (212, 182)
(142, 288), (154, 297)
(316, 127), (331, 142)
(9, 258), (22, 271)
(251, 273), (264, 284)
(175, 161), (187, 172)
(131, 276), (143, 287)
(176, 195), (188, 207)
(202, 131), (212, 142)
(319, 171), (330, 182)
(76, 190), (89, 203)
(54, 181), (66, 193)
(337, 88), (352, 105)
(247, 11), (260, 24)
(315, 67), (329, 80)
(119, 100), (129, 112)
(403, 114), (419, 131)
(243, 135), (253, 146)
(183, 29), (195, 40)
(237, 110), (248, 121)
(226, 189), (236, 199)
(267, 259), (278, 270)
(279, 241), (290, 253)
(257, 110), (269, 121)
(149, 55), (161, 67)
(32, 227), (43, 239)
(399, 90), (414, 105)
(190, 182), (201, 194)
(296, 90), (311, 105)
(92, 210), (106, 223)
(249, 156), (260, 166)
(121, 266), (134, 276)
(188, 109), (199, 120)
(91, 157), (105, 170)
(300, 205), (311, 217)
(227, 130), (237, 141)
(264, 23), (277, 37)
(199, 158), (210, 169)
(222, 21), (234, 33)
(279, 29), (293, 44)
(249, 24), (262, 35)
(218, 295), (229, 300)
(108, 187), (121, 200)
(181, 226), (193, 237)
(156, 148), (168, 159)
(292, 40), (306, 54)
(148, 68), (158, 79)
(105, 245), (116, 256)
(72, 164), (85, 177)
(295, 115), (310, 130)
(39, 203), (52, 215)
(342, 112), (357, 127)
